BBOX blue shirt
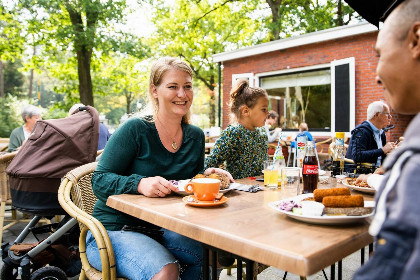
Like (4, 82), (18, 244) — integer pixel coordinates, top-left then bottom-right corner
(367, 120), (383, 166)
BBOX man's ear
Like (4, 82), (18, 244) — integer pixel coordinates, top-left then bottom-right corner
(409, 22), (420, 59)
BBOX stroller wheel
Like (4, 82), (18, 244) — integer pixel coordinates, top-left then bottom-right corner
(0, 263), (19, 280)
(30, 266), (67, 280)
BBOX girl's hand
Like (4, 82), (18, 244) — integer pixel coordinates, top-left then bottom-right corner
(204, 168), (235, 183)
(137, 176), (178, 197)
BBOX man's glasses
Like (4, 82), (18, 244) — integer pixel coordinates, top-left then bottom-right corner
(380, 112), (391, 117)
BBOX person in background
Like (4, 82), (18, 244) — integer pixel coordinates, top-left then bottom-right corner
(353, 0), (420, 278)
(69, 104), (111, 150)
(87, 57), (231, 280)
(290, 122), (314, 149)
(205, 79), (269, 179)
(8, 105), (42, 152)
(264, 110), (282, 142)
(345, 101), (395, 166)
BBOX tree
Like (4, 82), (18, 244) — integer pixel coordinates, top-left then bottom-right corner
(94, 53), (149, 115)
(149, 0), (264, 126)
(3, 60), (25, 96)
(18, 0), (148, 106)
(0, 4), (24, 98)
(265, 0), (359, 40)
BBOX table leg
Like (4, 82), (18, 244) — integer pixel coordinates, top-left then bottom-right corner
(338, 260), (342, 280)
(237, 258), (243, 280)
(330, 263), (335, 280)
(369, 242), (374, 257)
(203, 246), (209, 280)
(361, 247), (365, 265)
(245, 259), (254, 280)
(211, 250), (217, 280)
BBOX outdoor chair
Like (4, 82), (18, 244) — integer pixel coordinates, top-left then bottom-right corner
(0, 151), (38, 243)
(58, 161), (126, 280)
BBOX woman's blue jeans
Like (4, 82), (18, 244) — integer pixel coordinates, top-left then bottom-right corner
(86, 228), (203, 280)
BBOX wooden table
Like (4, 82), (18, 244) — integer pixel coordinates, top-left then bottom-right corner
(107, 178), (374, 278)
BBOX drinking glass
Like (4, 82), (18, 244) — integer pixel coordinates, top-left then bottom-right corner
(281, 167), (301, 198)
(264, 160), (278, 189)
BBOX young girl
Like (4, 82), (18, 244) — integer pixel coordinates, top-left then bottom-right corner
(205, 79), (269, 179)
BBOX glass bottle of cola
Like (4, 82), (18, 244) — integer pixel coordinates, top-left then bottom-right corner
(302, 141), (319, 193)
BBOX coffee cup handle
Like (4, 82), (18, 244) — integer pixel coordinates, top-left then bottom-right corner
(185, 183), (194, 194)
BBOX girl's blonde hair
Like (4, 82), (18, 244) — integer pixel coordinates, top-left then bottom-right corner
(149, 57), (194, 123)
(229, 79), (268, 122)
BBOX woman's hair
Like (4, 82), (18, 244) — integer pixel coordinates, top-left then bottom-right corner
(21, 105), (42, 122)
(229, 79), (268, 121)
(148, 57), (194, 123)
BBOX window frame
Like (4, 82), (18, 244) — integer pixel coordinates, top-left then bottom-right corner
(251, 59), (355, 137)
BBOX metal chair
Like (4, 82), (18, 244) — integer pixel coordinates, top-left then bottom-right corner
(58, 161), (126, 280)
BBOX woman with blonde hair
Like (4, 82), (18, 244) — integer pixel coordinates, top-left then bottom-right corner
(87, 57), (231, 280)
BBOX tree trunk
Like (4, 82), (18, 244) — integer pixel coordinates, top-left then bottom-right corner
(266, 0), (283, 40)
(337, 0), (343, 26)
(28, 45), (37, 99)
(28, 69), (34, 99)
(208, 75), (216, 127)
(0, 60), (4, 98)
(77, 47), (94, 106)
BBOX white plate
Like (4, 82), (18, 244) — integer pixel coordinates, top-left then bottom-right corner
(318, 170), (326, 176)
(269, 194), (375, 225)
(342, 180), (376, 194)
(173, 180), (233, 196)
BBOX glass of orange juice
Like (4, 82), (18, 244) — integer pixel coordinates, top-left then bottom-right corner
(264, 160), (278, 189)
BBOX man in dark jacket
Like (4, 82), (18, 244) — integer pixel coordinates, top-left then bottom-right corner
(346, 101), (395, 166)
(352, 0), (420, 279)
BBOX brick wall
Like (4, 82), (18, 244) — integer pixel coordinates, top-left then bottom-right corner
(221, 32), (413, 142)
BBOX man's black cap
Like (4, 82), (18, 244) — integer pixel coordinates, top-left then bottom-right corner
(345, 0), (406, 27)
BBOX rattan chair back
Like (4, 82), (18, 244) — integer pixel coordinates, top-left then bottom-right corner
(59, 161), (126, 280)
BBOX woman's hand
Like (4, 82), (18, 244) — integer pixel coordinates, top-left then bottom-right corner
(204, 168), (235, 183)
(137, 176), (178, 197)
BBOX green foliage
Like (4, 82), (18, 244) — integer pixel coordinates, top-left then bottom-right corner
(149, 0), (264, 126)
(0, 96), (34, 137)
(41, 106), (67, 120)
(265, 0), (359, 40)
(3, 60), (25, 96)
(106, 107), (126, 125)
(0, 4), (24, 62)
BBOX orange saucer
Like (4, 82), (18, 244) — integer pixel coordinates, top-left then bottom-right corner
(182, 195), (228, 207)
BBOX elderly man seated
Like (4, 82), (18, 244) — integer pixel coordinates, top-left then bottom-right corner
(345, 101), (395, 166)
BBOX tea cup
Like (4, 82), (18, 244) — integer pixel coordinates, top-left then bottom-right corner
(185, 178), (220, 201)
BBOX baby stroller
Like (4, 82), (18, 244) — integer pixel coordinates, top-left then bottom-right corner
(1, 106), (99, 279)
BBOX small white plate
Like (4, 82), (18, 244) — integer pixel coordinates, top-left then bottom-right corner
(173, 180), (233, 196)
(342, 180), (376, 194)
(269, 194), (374, 225)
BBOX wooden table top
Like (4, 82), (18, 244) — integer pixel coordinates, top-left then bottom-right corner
(107, 177), (374, 276)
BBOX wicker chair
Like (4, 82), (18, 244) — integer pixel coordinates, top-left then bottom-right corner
(58, 161), (126, 280)
(0, 151), (36, 243)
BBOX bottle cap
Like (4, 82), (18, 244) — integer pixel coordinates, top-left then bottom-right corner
(335, 132), (345, 139)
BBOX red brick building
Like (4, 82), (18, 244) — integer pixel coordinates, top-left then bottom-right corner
(213, 22), (412, 142)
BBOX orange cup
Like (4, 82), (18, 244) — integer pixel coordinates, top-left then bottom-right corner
(185, 178), (220, 201)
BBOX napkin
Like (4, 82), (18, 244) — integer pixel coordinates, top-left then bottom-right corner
(229, 183), (263, 193)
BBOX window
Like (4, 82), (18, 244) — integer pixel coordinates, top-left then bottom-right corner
(260, 69), (331, 131)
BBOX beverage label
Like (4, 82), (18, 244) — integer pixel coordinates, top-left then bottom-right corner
(303, 165), (318, 175)
(335, 138), (344, 145)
